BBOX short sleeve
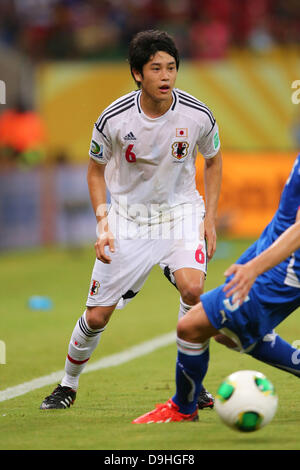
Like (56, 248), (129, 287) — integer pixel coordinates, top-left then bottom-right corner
(89, 124), (112, 164)
(197, 118), (221, 159)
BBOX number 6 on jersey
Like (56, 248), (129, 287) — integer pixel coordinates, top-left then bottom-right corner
(125, 144), (136, 163)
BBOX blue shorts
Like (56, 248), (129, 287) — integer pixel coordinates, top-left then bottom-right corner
(201, 282), (300, 352)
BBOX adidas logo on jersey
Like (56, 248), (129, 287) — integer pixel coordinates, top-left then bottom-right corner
(123, 131), (137, 141)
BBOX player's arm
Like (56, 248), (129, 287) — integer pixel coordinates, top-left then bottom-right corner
(223, 213), (300, 304)
(87, 158), (115, 263)
(203, 149), (222, 261)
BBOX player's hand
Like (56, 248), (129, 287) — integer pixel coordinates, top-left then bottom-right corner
(94, 230), (115, 264)
(223, 263), (256, 304)
(204, 218), (217, 261)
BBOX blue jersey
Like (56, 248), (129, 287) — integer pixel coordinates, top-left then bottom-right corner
(239, 154), (300, 293)
(201, 155), (300, 351)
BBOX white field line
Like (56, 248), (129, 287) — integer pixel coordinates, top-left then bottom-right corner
(0, 331), (176, 403)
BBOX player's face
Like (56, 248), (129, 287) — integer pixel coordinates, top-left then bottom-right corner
(133, 51), (177, 104)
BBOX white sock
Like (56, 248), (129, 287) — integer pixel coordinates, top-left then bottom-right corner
(178, 297), (192, 320)
(61, 310), (105, 391)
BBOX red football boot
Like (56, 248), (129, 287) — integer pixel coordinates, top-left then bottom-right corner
(132, 399), (198, 423)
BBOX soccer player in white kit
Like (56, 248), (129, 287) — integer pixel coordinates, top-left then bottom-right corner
(40, 30), (222, 410)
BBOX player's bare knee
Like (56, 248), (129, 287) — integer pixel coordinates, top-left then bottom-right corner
(86, 306), (114, 329)
(177, 316), (191, 342)
(178, 301), (217, 344)
(177, 304), (204, 342)
(180, 283), (203, 306)
(177, 317), (208, 344)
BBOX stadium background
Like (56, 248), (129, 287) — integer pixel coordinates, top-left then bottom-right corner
(0, 0), (299, 251)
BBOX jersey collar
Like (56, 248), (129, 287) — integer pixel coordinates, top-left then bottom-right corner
(136, 89), (177, 118)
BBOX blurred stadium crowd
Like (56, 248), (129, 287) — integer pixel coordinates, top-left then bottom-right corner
(0, 0), (299, 61)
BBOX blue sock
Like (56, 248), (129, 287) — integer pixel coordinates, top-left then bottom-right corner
(248, 331), (300, 378)
(172, 339), (209, 415)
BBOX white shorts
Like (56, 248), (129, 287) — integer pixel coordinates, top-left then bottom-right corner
(86, 202), (207, 309)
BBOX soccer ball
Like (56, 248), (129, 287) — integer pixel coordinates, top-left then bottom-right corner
(215, 370), (278, 432)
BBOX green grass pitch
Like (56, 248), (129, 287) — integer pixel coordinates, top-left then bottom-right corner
(0, 240), (299, 450)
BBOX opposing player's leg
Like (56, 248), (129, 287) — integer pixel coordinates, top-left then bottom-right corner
(214, 327), (300, 377)
(161, 216), (214, 410)
(247, 331), (300, 378)
(175, 263), (215, 409)
(133, 302), (218, 423)
(172, 301), (216, 415)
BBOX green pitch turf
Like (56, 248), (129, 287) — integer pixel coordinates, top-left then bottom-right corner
(0, 240), (299, 450)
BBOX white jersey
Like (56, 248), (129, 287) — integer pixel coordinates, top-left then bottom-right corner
(89, 88), (220, 224)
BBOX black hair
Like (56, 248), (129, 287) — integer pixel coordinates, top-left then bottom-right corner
(128, 30), (180, 88)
